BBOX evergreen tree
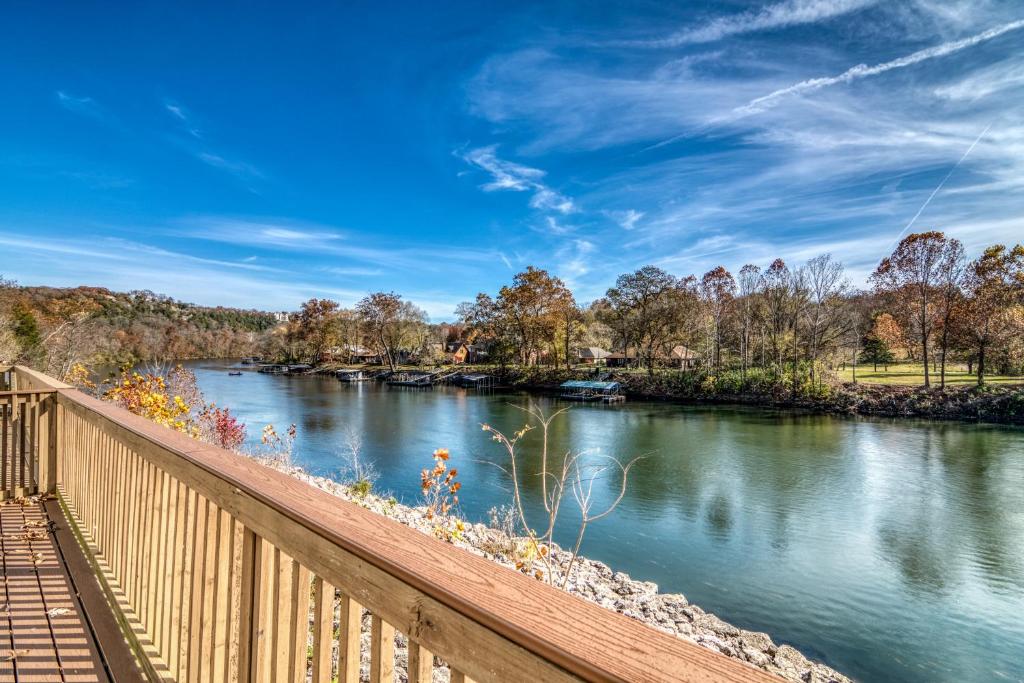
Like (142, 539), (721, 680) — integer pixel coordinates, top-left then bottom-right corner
(11, 302), (41, 356)
(860, 336), (895, 371)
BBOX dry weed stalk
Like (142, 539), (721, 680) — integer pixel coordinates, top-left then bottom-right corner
(482, 404), (642, 588)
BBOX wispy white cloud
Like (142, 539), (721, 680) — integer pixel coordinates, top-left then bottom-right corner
(460, 145), (576, 215)
(625, 0), (877, 47)
(55, 91), (111, 124)
(178, 215), (503, 273)
(606, 209), (644, 230)
(165, 102), (186, 121)
(543, 216), (574, 236)
(164, 99), (202, 138)
(320, 265), (384, 277)
(933, 58), (1024, 101)
(196, 152), (264, 180)
(734, 19), (1024, 115)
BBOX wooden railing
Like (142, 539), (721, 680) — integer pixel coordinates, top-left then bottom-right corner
(12, 365), (776, 683)
(0, 365), (56, 498)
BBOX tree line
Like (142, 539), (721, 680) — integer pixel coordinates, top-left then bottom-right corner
(4, 232), (1021, 388)
(454, 232), (1023, 388)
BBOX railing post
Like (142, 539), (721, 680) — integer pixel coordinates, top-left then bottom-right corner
(37, 395), (58, 494)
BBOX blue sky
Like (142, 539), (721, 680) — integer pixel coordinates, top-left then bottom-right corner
(2, 1), (1022, 319)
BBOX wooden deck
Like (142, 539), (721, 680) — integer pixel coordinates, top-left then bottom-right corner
(0, 498), (140, 683)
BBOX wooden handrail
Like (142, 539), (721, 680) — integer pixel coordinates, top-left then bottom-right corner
(16, 366), (776, 682)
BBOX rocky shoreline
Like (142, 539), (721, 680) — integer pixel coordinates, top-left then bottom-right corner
(272, 462), (851, 683)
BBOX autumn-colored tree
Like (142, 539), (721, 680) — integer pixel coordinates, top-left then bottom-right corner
(356, 292), (427, 371)
(934, 239), (965, 388)
(870, 312), (904, 352)
(555, 299), (583, 370)
(603, 266), (694, 374)
(357, 292), (403, 371)
(962, 244), (1024, 385)
(872, 232), (961, 388)
(296, 298), (341, 364)
(494, 267), (574, 366)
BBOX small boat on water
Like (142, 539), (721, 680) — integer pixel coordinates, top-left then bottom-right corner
(228, 371), (243, 376)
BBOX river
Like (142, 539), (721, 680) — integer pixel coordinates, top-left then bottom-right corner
(182, 360), (1024, 683)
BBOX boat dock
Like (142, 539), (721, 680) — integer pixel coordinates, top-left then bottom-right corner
(387, 369), (459, 387)
(559, 380), (625, 402)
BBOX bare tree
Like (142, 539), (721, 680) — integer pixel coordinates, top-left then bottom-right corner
(737, 264), (762, 380)
(699, 266), (736, 370)
(803, 254), (848, 384)
(482, 405), (642, 589)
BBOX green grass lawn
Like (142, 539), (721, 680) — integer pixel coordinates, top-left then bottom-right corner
(837, 363), (1023, 386)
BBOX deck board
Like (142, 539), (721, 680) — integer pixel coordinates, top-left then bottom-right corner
(0, 500), (108, 683)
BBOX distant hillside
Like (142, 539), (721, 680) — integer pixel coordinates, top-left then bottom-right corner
(0, 283), (280, 373)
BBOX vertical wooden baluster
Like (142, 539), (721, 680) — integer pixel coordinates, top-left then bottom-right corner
(199, 502), (220, 682)
(175, 488), (197, 680)
(152, 470), (171, 652)
(95, 431), (109, 555)
(82, 409), (94, 531)
(254, 542), (276, 683)
(124, 448), (141, 602)
(337, 594), (362, 683)
(117, 444), (134, 592)
(211, 509), (233, 682)
(166, 480), (187, 670)
(156, 473), (176, 657)
(28, 396), (38, 492)
(407, 641), (434, 683)
(236, 528), (260, 683)
(370, 614), (395, 683)
(1, 397), (8, 498)
(271, 549), (293, 682)
(226, 519), (244, 682)
(187, 495), (210, 683)
(450, 670), (469, 683)
(102, 432), (116, 556)
(18, 399), (26, 492)
(290, 563), (311, 683)
(137, 461), (156, 628)
(311, 577), (336, 683)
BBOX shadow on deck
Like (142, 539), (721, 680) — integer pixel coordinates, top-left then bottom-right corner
(0, 498), (141, 682)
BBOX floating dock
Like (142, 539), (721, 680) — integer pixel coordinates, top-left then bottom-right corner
(559, 380), (625, 402)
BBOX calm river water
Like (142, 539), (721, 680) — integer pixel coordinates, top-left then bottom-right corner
(183, 360), (1024, 683)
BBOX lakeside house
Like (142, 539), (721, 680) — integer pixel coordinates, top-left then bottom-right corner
(669, 345), (700, 370)
(576, 347), (612, 364)
(607, 345), (701, 369)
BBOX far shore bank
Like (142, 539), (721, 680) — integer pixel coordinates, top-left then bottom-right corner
(302, 362), (1024, 426)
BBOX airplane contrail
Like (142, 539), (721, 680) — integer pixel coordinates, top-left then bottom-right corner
(735, 19), (1024, 116)
(886, 122), (992, 252)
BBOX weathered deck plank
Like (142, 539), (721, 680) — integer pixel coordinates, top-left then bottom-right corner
(0, 499), (142, 683)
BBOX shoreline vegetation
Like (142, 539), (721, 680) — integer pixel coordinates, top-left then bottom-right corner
(270, 460), (850, 683)
(309, 362), (1024, 426)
